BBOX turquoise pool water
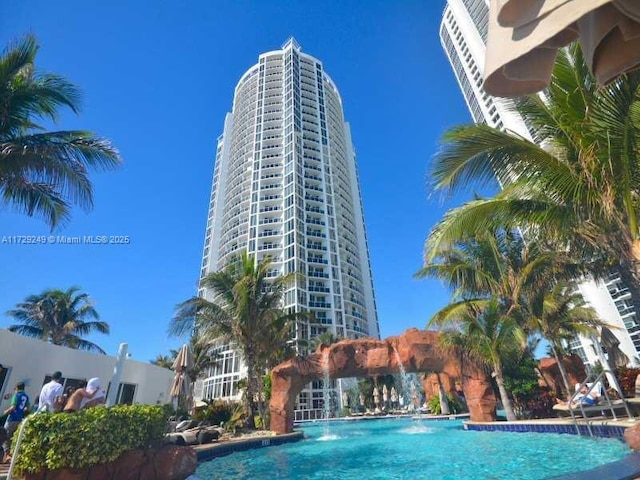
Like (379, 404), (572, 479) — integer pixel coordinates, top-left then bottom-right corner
(196, 418), (631, 480)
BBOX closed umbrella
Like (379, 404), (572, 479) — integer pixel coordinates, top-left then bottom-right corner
(382, 384), (388, 403)
(373, 386), (380, 406)
(483, 0), (640, 97)
(359, 393), (365, 407)
(169, 344), (194, 413)
(342, 391), (349, 408)
(390, 386), (398, 404)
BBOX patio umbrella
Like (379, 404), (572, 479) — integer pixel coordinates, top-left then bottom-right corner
(382, 385), (388, 403)
(373, 386), (380, 406)
(390, 386), (398, 404)
(483, 0), (640, 97)
(169, 343), (194, 413)
(359, 393), (365, 407)
(601, 326), (629, 368)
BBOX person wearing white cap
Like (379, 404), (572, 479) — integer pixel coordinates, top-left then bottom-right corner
(62, 378), (103, 412)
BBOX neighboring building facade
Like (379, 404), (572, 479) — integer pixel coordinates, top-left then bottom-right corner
(440, 0), (640, 367)
(196, 38), (380, 420)
(0, 329), (174, 412)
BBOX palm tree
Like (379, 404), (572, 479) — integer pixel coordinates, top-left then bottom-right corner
(309, 330), (342, 352)
(7, 286), (110, 353)
(525, 282), (602, 396)
(169, 252), (301, 428)
(150, 352), (177, 369)
(426, 43), (640, 315)
(0, 35), (121, 228)
(188, 336), (219, 383)
(435, 301), (522, 420)
(416, 230), (576, 420)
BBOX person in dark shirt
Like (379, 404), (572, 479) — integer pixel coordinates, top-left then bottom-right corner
(2, 382), (29, 463)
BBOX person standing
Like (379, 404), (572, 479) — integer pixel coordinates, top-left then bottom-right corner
(38, 371), (65, 413)
(2, 382), (30, 463)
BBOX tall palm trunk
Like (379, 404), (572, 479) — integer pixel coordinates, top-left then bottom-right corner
(493, 362), (516, 421)
(244, 351), (258, 429)
(550, 344), (573, 397)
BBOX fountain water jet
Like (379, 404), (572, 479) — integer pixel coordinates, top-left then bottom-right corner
(392, 347), (414, 411)
(320, 349), (335, 440)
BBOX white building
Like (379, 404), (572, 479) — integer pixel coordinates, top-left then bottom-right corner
(0, 329), (174, 411)
(196, 38), (380, 419)
(440, 0), (640, 367)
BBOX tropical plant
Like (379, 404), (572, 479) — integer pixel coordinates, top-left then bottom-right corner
(309, 330), (342, 352)
(501, 345), (543, 418)
(416, 230), (573, 420)
(150, 352), (177, 369)
(525, 281), (602, 396)
(7, 286), (109, 353)
(614, 366), (640, 397)
(426, 43), (640, 316)
(427, 392), (462, 415)
(188, 335), (219, 383)
(434, 301), (523, 420)
(0, 35), (121, 228)
(169, 252), (303, 429)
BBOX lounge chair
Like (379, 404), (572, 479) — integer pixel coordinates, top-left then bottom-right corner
(165, 420), (224, 446)
(165, 424), (223, 446)
(553, 382), (627, 418)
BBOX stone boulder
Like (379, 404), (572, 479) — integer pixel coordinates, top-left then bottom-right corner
(625, 423), (640, 450)
(21, 445), (197, 480)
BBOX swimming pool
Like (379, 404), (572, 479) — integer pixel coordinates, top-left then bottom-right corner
(195, 418), (631, 480)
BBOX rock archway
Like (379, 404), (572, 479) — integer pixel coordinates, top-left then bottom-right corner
(269, 328), (497, 433)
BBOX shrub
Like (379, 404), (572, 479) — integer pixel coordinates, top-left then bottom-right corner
(615, 366), (640, 397)
(14, 405), (168, 475)
(193, 400), (241, 426)
(521, 387), (556, 419)
(427, 393), (463, 415)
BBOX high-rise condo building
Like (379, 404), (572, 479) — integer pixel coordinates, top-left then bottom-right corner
(440, 0), (640, 367)
(195, 38), (380, 419)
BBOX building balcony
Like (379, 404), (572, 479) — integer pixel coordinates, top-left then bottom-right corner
(308, 271), (329, 278)
(258, 230), (282, 237)
(258, 243), (282, 251)
(309, 302), (331, 309)
(308, 286), (330, 293)
(307, 257), (328, 264)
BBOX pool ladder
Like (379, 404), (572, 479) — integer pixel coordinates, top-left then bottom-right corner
(565, 370), (634, 437)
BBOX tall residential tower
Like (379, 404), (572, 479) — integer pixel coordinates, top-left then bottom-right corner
(440, 0), (640, 366)
(196, 38), (380, 419)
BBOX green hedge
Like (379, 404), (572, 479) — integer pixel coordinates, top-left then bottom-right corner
(14, 405), (168, 475)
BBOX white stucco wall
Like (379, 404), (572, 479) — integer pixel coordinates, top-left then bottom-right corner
(0, 329), (174, 411)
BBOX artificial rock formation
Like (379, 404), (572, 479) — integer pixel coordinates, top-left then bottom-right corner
(269, 328), (497, 433)
(537, 355), (586, 395)
(625, 423), (640, 451)
(21, 445), (197, 480)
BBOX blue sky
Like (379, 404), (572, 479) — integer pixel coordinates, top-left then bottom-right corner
(0, 1), (483, 363)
